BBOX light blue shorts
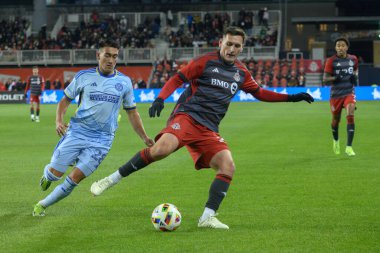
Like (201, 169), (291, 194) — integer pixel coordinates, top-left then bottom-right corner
(49, 133), (111, 177)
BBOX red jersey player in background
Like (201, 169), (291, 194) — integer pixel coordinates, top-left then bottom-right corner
(323, 37), (358, 156)
(25, 66), (45, 122)
(91, 26), (314, 229)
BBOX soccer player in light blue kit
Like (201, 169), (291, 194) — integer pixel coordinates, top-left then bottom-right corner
(33, 40), (154, 216)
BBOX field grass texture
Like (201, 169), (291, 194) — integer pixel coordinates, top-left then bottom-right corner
(0, 101), (379, 253)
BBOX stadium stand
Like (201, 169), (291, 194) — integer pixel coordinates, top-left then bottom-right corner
(2, 0), (378, 88)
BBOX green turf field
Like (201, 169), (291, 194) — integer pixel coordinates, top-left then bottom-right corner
(1, 101), (379, 252)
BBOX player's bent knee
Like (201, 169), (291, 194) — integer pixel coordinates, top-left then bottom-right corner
(216, 161), (236, 177)
(44, 165), (62, 181)
(69, 168), (86, 184)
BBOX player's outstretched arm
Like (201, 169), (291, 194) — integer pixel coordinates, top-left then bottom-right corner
(252, 88), (314, 103)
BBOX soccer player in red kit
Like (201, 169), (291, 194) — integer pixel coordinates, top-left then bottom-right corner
(25, 66), (45, 122)
(91, 26), (314, 229)
(323, 37), (358, 156)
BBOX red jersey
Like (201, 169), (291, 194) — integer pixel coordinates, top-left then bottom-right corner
(158, 51), (288, 133)
(324, 54), (358, 98)
(25, 75), (45, 96)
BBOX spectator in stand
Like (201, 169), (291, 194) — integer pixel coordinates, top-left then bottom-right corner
(119, 15), (128, 32)
(150, 76), (160, 89)
(258, 8), (264, 25)
(288, 76), (299, 87)
(53, 79), (62, 90)
(5, 79), (11, 90)
(262, 7), (269, 28)
(135, 78), (147, 89)
(167, 10), (173, 26)
(271, 77), (279, 88)
(15, 80), (25, 91)
(298, 75), (305, 87)
(280, 77), (288, 87)
(45, 79), (51, 90)
(64, 79), (70, 89)
(158, 77), (166, 88)
(8, 80), (17, 91)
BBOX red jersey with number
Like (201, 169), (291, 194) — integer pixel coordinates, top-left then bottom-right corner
(324, 54), (358, 98)
(170, 51), (261, 132)
(25, 75), (45, 96)
(157, 51), (289, 133)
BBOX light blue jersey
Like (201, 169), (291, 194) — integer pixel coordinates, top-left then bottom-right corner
(49, 67), (136, 176)
(64, 67), (136, 145)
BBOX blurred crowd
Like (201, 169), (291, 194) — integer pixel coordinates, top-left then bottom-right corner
(0, 7), (276, 51)
(0, 11), (160, 50)
(0, 7), (284, 89)
(148, 56), (306, 89)
(164, 8), (277, 48)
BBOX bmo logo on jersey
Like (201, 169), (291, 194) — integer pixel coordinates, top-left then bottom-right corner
(211, 79), (238, 94)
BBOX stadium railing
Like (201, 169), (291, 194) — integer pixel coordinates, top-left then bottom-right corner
(0, 46), (277, 66)
(168, 46), (278, 61)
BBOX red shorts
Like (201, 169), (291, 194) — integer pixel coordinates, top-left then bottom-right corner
(330, 94), (356, 116)
(30, 95), (40, 103)
(155, 113), (229, 170)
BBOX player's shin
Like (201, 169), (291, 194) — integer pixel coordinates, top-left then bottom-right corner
(118, 148), (154, 177)
(39, 176), (78, 208)
(30, 107), (35, 120)
(346, 115), (355, 146)
(331, 117), (340, 141)
(201, 174), (232, 219)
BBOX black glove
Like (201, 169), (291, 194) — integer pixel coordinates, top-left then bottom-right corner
(24, 93), (27, 99)
(149, 98), (164, 117)
(350, 75), (358, 86)
(288, 92), (314, 103)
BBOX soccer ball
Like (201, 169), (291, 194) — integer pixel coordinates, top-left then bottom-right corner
(151, 203), (182, 231)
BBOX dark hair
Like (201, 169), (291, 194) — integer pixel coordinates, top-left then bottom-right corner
(33, 66), (38, 69)
(335, 37), (350, 47)
(223, 26), (247, 42)
(99, 39), (120, 50)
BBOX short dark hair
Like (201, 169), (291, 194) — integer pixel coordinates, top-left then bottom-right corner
(335, 37), (350, 47)
(223, 26), (247, 43)
(99, 39), (120, 50)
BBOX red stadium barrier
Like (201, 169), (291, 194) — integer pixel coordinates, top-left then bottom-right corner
(0, 66), (152, 87)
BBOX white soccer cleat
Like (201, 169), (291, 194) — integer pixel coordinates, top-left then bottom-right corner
(198, 214), (229, 229)
(90, 177), (116, 196)
(35, 117), (40, 123)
